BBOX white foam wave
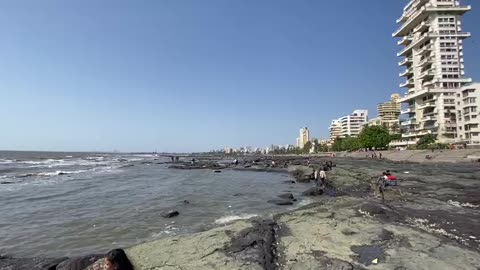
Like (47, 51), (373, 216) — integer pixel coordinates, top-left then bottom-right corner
(37, 170), (89, 176)
(215, 214), (258, 224)
(0, 159), (14, 164)
(295, 198), (313, 208)
(448, 200), (480, 209)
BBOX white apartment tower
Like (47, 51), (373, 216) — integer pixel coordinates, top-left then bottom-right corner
(340, 110), (369, 137)
(298, 127), (310, 148)
(394, 0), (472, 144)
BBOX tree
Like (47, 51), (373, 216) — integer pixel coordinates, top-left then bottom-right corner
(303, 141), (312, 154)
(389, 133), (402, 141)
(416, 134), (437, 149)
(358, 125), (391, 150)
(332, 137), (343, 152)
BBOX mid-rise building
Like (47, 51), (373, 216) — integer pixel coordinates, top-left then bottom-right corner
(393, 0), (473, 145)
(329, 110), (368, 143)
(339, 110), (369, 137)
(297, 127), (310, 148)
(367, 117), (382, 127)
(329, 119), (342, 143)
(378, 93), (401, 133)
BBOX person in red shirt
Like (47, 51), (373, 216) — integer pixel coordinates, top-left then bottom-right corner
(383, 170), (397, 187)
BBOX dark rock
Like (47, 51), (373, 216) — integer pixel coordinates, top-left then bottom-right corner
(183, 200), (190, 204)
(277, 193), (294, 200)
(213, 170), (222, 173)
(1, 181), (14, 185)
(225, 219), (276, 270)
(161, 210), (179, 218)
(283, 180), (296, 184)
(302, 187), (324, 196)
(351, 245), (386, 266)
(58, 172), (66, 175)
(233, 193), (243, 197)
(267, 199), (294, 206)
(0, 256), (69, 270)
(55, 254), (104, 270)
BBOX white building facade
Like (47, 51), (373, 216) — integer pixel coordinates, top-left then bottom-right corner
(393, 0), (475, 146)
(297, 127), (310, 149)
(339, 110), (369, 137)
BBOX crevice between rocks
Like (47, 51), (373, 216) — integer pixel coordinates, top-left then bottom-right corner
(224, 219), (279, 270)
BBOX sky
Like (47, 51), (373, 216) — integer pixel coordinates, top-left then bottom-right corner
(0, 0), (479, 152)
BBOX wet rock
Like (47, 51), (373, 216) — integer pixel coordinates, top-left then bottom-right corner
(213, 170), (222, 173)
(183, 200), (190, 205)
(267, 199), (294, 206)
(302, 187), (323, 196)
(161, 210), (179, 218)
(351, 245), (386, 266)
(283, 180), (296, 184)
(1, 181), (14, 185)
(277, 193), (294, 200)
(233, 193), (243, 197)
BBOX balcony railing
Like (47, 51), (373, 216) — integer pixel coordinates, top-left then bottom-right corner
(399, 57), (413, 66)
(399, 67), (413, 77)
(400, 79), (414, 88)
(417, 55), (433, 67)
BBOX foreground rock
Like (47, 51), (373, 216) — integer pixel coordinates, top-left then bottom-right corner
(267, 199), (294, 206)
(301, 187), (323, 196)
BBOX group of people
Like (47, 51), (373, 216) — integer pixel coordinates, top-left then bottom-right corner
(313, 167), (327, 187)
(53, 249), (133, 270)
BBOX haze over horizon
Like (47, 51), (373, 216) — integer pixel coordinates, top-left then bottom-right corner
(1, 0), (479, 152)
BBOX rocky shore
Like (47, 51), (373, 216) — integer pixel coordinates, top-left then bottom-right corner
(2, 155), (480, 269)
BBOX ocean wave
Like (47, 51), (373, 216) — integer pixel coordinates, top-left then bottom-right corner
(215, 214), (258, 224)
(0, 159), (14, 164)
(37, 170), (89, 176)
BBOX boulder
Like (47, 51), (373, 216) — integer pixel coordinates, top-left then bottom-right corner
(302, 187), (323, 196)
(267, 199), (294, 206)
(161, 210), (179, 218)
(277, 193), (294, 200)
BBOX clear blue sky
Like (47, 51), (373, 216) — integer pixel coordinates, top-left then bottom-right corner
(1, 0), (479, 152)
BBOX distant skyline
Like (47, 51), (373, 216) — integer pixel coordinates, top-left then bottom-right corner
(1, 0), (479, 152)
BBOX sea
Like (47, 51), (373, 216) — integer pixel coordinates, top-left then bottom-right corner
(0, 151), (313, 258)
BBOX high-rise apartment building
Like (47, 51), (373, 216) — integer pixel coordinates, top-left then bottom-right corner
(393, 0), (473, 145)
(329, 110), (368, 144)
(378, 94), (401, 133)
(329, 120), (342, 144)
(340, 110), (369, 137)
(458, 83), (480, 145)
(298, 127), (310, 148)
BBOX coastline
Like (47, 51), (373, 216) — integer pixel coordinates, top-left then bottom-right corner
(2, 155), (480, 269)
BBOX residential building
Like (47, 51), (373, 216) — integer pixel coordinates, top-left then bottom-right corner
(378, 93), (401, 133)
(457, 83), (480, 145)
(393, 0), (473, 146)
(298, 127), (310, 149)
(339, 110), (369, 137)
(329, 119), (342, 143)
(367, 117), (382, 127)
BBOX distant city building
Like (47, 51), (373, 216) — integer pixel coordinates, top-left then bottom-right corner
(297, 127), (310, 149)
(378, 93), (401, 133)
(394, 0), (474, 146)
(224, 148), (234, 154)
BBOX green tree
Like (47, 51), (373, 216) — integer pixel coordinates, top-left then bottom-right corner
(332, 137), (343, 152)
(303, 141), (313, 154)
(358, 125), (391, 150)
(416, 134), (437, 149)
(389, 133), (402, 141)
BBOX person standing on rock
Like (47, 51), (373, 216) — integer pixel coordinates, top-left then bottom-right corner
(314, 169), (319, 184)
(319, 167), (327, 186)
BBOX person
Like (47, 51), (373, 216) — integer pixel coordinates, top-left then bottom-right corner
(233, 158), (238, 165)
(379, 152), (382, 159)
(384, 170), (397, 187)
(313, 169), (319, 184)
(104, 249), (134, 270)
(271, 160), (276, 167)
(319, 167), (327, 186)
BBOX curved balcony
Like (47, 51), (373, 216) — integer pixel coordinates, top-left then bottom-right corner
(399, 57), (413, 66)
(399, 67), (413, 77)
(400, 79), (414, 88)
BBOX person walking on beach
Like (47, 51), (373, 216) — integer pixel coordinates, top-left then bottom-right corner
(314, 169), (319, 184)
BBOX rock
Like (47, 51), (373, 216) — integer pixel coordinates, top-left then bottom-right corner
(1, 181), (14, 185)
(0, 256), (69, 270)
(278, 193), (294, 200)
(302, 187), (323, 196)
(214, 170), (222, 173)
(161, 210), (179, 218)
(267, 199), (294, 206)
(55, 254), (104, 270)
(183, 200), (190, 204)
(283, 180), (296, 184)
